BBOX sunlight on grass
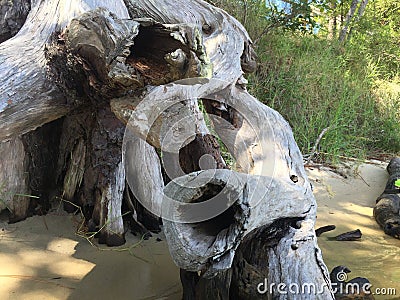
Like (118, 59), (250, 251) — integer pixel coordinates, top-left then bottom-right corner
(373, 78), (400, 118)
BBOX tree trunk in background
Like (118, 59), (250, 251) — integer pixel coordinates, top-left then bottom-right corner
(347, 0), (369, 41)
(0, 0), (335, 298)
(339, 0), (360, 42)
(328, 0), (337, 40)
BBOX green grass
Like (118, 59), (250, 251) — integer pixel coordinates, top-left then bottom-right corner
(247, 32), (400, 162)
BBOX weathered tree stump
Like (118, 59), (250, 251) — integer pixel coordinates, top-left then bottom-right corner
(0, 0), (334, 298)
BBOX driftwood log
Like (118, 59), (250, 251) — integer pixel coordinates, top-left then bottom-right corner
(0, 0), (334, 298)
(374, 157), (400, 239)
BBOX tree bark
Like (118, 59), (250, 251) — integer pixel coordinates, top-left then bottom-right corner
(327, 0), (337, 40)
(347, 0), (369, 41)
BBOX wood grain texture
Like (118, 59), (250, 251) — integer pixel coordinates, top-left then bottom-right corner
(0, 138), (30, 222)
(0, 0), (128, 141)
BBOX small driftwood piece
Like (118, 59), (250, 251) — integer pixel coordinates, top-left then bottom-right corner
(374, 157), (400, 239)
(315, 225), (336, 237)
(332, 229), (362, 241)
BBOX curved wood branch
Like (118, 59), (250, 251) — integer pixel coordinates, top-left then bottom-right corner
(161, 85), (334, 298)
(106, 1), (333, 297)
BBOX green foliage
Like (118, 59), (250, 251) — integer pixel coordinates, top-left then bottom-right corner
(211, 0), (400, 162)
(250, 33), (400, 160)
(352, 0), (400, 77)
(266, 0), (323, 34)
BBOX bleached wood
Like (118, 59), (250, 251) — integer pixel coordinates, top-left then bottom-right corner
(162, 87), (334, 298)
(0, 138), (30, 222)
(0, 0), (333, 297)
(123, 133), (164, 219)
(99, 161), (126, 246)
(120, 1), (333, 297)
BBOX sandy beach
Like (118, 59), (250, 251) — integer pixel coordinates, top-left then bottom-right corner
(1, 162), (399, 299)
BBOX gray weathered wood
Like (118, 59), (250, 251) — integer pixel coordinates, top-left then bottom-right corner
(109, 1), (333, 298)
(0, 138), (30, 222)
(123, 132), (164, 229)
(0, 0), (334, 298)
(0, 0), (31, 43)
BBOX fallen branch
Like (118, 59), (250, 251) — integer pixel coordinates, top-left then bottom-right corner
(305, 127), (331, 165)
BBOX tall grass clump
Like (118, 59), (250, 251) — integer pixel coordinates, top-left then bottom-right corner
(247, 32), (400, 162)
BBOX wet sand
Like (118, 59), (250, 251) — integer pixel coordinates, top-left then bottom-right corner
(0, 162), (399, 299)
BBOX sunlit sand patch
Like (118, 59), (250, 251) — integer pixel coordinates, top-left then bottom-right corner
(47, 237), (78, 255)
(0, 214), (181, 299)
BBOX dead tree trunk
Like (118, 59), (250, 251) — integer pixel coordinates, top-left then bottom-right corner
(346, 0), (369, 41)
(0, 0), (334, 298)
(327, 0), (337, 40)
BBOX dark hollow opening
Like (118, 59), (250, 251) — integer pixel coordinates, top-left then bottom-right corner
(191, 205), (236, 237)
(0, 208), (11, 223)
(188, 183), (236, 237)
(127, 25), (189, 82)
